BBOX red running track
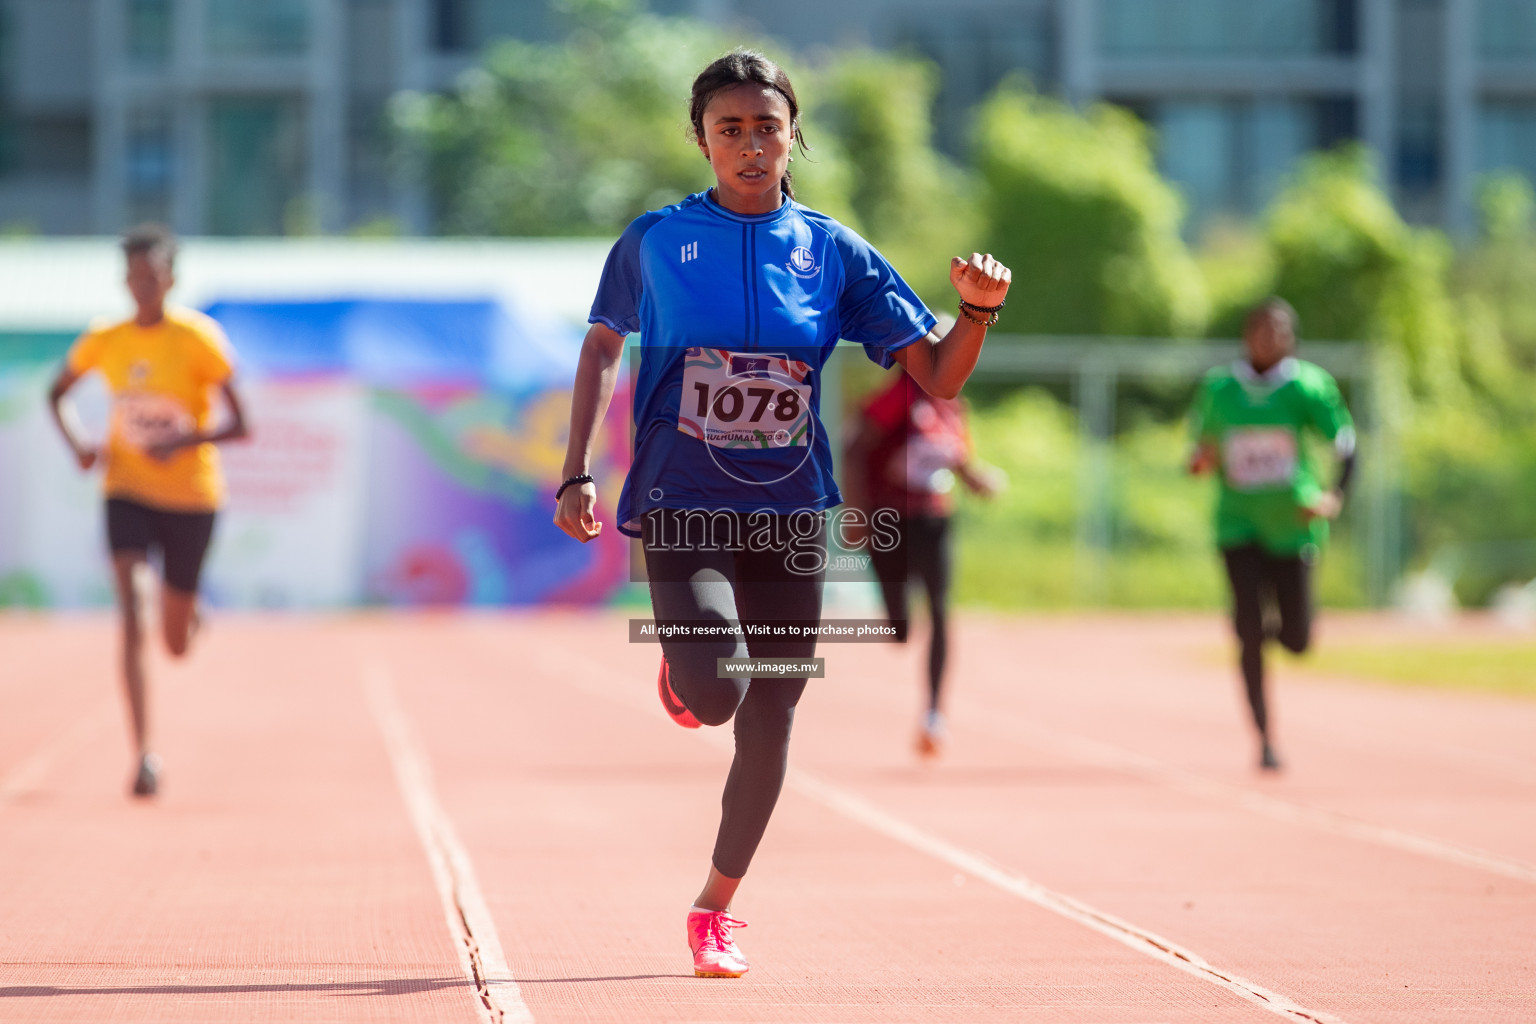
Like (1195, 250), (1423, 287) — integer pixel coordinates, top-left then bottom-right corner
(0, 611), (1532, 1023)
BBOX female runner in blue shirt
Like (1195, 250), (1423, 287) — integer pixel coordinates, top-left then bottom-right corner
(554, 49), (1010, 978)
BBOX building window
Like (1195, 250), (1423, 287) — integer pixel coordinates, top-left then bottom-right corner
(127, 109), (172, 195)
(1479, 102), (1536, 189)
(127, 0), (172, 68)
(346, 98), (392, 227)
(0, 6), (15, 177)
(1159, 101), (1239, 217)
(127, 108), (173, 223)
(1478, 0), (1536, 59)
(894, 7), (1054, 156)
(431, 0), (550, 53)
(433, 0), (471, 51)
(1152, 98), (1350, 223)
(1396, 98), (1441, 210)
(206, 97), (307, 235)
(1102, 0), (1357, 58)
(207, 0), (310, 57)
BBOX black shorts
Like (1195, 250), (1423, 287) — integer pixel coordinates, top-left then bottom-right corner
(105, 497), (217, 594)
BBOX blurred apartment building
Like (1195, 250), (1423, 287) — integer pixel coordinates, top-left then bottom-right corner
(0, 0), (1533, 237)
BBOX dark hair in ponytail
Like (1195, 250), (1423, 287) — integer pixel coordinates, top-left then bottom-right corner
(689, 49), (808, 200)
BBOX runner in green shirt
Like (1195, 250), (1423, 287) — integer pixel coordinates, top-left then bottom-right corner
(1188, 298), (1356, 771)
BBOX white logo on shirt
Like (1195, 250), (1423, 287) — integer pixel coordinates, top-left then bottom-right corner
(787, 245), (819, 279)
(680, 241), (699, 263)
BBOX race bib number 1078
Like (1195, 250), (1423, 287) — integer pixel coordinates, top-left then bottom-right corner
(678, 347), (813, 450)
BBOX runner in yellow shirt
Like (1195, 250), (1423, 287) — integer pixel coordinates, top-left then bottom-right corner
(47, 224), (250, 797)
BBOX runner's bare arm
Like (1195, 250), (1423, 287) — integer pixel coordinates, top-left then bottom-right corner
(1188, 442), (1219, 475)
(555, 322), (625, 543)
(957, 459), (1005, 498)
(893, 253), (1011, 400)
(145, 379), (251, 462)
(1300, 491), (1344, 521)
(46, 366), (98, 470)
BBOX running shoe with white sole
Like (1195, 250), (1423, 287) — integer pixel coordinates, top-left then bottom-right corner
(658, 655), (701, 729)
(687, 907), (749, 978)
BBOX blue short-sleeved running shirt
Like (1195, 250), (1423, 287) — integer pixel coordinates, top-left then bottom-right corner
(589, 189), (936, 537)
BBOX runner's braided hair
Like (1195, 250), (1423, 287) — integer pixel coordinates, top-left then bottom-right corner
(689, 50), (809, 201)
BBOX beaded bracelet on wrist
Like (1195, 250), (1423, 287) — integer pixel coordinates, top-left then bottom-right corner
(959, 297), (1005, 326)
(958, 300), (1003, 327)
(555, 474), (594, 502)
(960, 297), (1006, 314)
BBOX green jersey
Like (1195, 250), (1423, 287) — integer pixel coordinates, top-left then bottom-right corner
(1189, 357), (1355, 556)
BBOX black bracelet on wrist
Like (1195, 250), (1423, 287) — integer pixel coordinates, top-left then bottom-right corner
(555, 474), (594, 502)
(958, 299), (1003, 327)
(959, 297), (1006, 314)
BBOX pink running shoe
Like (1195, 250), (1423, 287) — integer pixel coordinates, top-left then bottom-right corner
(687, 907), (749, 978)
(658, 656), (701, 729)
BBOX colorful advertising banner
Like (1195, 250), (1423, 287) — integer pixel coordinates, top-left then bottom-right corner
(0, 298), (630, 609)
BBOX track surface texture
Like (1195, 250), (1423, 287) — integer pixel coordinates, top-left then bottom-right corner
(0, 610), (1531, 1023)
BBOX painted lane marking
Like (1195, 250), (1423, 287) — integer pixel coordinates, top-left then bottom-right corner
(532, 646), (1345, 1024)
(969, 706), (1536, 887)
(365, 665), (534, 1024)
(787, 767), (1349, 1024)
(0, 700), (116, 808)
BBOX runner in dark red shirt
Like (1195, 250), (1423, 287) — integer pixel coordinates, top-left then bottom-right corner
(846, 349), (1001, 757)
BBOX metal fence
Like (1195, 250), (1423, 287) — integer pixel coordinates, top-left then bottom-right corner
(967, 335), (1405, 606)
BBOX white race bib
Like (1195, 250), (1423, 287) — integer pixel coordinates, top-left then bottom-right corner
(113, 391), (195, 450)
(1223, 427), (1297, 489)
(677, 347), (812, 450)
(889, 436), (966, 495)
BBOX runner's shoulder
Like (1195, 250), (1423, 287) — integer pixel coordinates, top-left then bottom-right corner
(81, 313), (135, 341)
(1288, 358), (1340, 390)
(624, 192), (712, 245)
(791, 203), (871, 257)
(164, 305), (221, 334)
(163, 305), (233, 352)
(1199, 362), (1241, 390)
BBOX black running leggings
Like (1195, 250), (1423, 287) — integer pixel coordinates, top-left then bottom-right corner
(1221, 544), (1312, 738)
(643, 509), (825, 880)
(869, 513), (952, 711)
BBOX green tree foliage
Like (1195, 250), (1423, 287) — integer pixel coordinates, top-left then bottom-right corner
(1456, 173), (1536, 380)
(1196, 219), (1275, 339)
(1261, 147), (1461, 396)
(1397, 172), (1536, 602)
(389, 2), (877, 238)
(811, 52), (976, 305)
(1229, 153), (1536, 602)
(972, 82), (1208, 337)
(391, 4), (724, 236)
(1401, 398), (1536, 604)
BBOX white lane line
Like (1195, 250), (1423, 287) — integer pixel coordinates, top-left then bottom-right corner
(788, 767), (1349, 1024)
(365, 664), (533, 1024)
(532, 646), (1345, 1024)
(0, 700), (116, 808)
(969, 706), (1536, 887)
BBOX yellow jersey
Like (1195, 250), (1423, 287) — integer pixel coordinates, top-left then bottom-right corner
(66, 307), (236, 512)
